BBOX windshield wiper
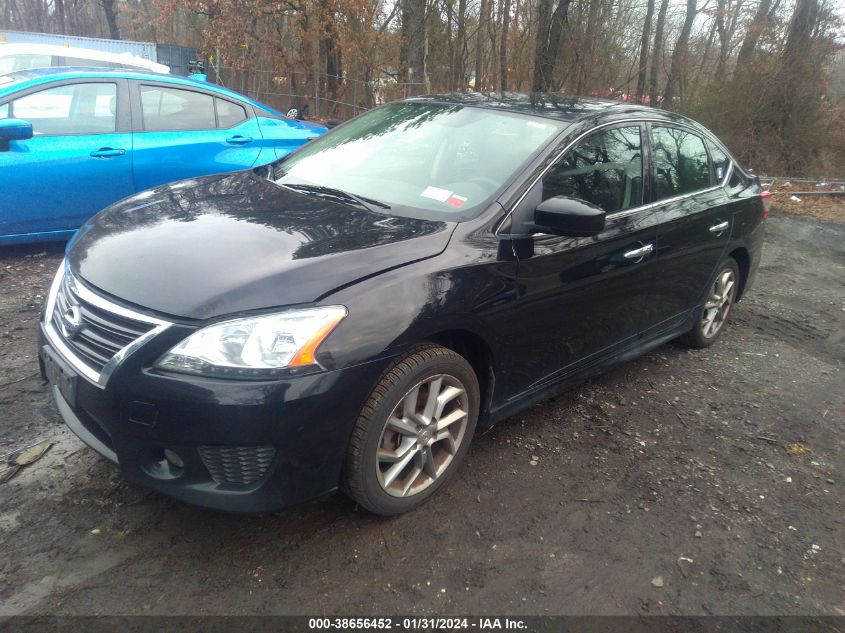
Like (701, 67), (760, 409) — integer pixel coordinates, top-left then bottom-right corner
(283, 183), (391, 212)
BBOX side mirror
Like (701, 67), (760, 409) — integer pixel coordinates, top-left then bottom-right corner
(533, 196), (606, 237)
(0, 118), (33, 149)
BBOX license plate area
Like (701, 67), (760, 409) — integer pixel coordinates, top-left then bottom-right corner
(42, 345), (78, 408)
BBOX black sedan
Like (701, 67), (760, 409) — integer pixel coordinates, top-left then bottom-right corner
(39, 93), (767, 515)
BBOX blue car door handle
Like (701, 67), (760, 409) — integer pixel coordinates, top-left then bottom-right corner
(226, 135), (253, 145)
(90, 148), (126, 158)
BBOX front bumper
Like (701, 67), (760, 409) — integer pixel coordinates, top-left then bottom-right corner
(40, 325), (389, 512)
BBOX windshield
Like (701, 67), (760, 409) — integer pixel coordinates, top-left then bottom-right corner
(272, 101), (564, 219)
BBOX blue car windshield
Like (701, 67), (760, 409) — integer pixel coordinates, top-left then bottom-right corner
(272, 102), (564, 220)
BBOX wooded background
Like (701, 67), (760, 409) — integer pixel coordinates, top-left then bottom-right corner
(3, 0), (844, 175)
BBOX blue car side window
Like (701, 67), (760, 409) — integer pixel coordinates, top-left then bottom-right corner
(140, 85), (215, 132)
(9, 83), (116, 136)
(216, 98), (247, 128)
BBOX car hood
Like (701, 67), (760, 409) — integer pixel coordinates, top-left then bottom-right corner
(67, 172), (455, 320)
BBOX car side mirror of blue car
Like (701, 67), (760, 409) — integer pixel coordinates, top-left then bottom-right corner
(533, 196), (606, 237)
(0, 118), (34, 150)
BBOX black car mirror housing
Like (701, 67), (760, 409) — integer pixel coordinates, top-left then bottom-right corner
(533, 196), (606, 237)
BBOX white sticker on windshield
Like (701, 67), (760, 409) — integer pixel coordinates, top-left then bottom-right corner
(421, 186), (452, 203)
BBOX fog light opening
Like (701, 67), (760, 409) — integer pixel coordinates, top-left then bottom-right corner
(163, 449), (185, 469)
(139, 447), (185, 480)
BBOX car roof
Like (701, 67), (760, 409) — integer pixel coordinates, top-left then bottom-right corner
(0, 67), (280, 116)
(0, 43), (169, 73)
(410, 91), (704, 129)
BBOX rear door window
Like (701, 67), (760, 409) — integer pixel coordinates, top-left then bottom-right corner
(140, 85), (215, 131)
(543, 125), (644, 214)
(651, 126), (711, 200)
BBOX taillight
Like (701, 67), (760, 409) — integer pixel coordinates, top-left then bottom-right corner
(760, 190), (772, 218)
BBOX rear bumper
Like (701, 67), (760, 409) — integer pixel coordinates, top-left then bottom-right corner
(40, 325), (390, 513)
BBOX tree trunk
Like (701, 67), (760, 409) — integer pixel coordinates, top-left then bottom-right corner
(446, 0), (455, 90)
(55, 0), (66, 34)
(773, 0), (820, 173)
(635, 0), (655, 103)
(402, 0), (428, 93)
(735, 0), (773, 69)
(489, 0), (500, 91)
(663, 0), (695, 108)
(320, 0), (342, 102)
(648, 0), (670, 104)
(475, 0), (488, 90)
(780, 0), (818, 72)
(532, 0), (571, 92)
(451, 0), (467, 89)
(499, 0), (511, 90)
(101, 0), (120, 39)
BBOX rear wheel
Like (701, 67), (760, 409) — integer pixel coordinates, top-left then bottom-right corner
(682, 257), (740, 348)
(343, 344), (479, 516)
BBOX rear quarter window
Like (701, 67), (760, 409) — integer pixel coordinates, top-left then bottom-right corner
(707, 141), (730, 183)
(216, 98), (247, 128)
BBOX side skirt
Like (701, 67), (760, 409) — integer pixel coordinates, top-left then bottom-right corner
(483, 316), (695, 428)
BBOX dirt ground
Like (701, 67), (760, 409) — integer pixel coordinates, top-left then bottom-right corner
(0, 210), (843, 617)
(764, 179), (845, 225)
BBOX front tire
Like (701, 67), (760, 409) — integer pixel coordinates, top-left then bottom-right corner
(682, 257), (740, 349)
(343, 344), (479, 516)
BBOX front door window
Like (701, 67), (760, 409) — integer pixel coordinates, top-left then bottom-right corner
(6, 83), (117, 136)
(543, 126), (643, 214)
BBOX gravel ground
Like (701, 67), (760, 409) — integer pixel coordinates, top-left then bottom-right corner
(0, 211), (843, 617)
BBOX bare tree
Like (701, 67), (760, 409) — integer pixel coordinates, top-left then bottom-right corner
(532, 0), (571, 91)
(499, 0), (512, 90)
(648, 0), (670, 104)
(735, 0), (774, 69)
(451, 0), (468, 89)
(402, 0), (428, 92)
(663, 0), (697, 107)
(635, 0), (655, 102)
(101, 0), (120, 38)
(475, 0), (489, 89)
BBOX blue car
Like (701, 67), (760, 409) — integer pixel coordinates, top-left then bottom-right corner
(0, 68), (327, 244)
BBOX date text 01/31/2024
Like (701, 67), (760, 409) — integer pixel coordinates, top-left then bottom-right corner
(307, 618), (528, 630)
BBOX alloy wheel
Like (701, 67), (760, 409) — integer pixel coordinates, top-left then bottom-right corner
(375, 374), (469, 498)
(701, 268), (736, 339)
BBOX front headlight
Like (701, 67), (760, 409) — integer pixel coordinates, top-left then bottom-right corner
(155, 306), (347, 378)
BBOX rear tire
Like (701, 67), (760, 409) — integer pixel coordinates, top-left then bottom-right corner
(682, 257), (740, 349)
(343, 344), (479, 516)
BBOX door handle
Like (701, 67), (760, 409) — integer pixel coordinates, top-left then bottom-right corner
(623, 243), (654, 261)
(90, 148), (125, 158)
(709, 220), (730, 234)
(226, 135), (253, 145)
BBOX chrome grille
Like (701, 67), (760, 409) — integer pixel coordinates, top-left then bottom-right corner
(44, 264), (170, 386)
(198, 445), (276, 485)
(51, 274), (155, 372)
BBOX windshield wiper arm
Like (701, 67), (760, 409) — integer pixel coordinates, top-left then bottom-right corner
(283, 183), (391, 211)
